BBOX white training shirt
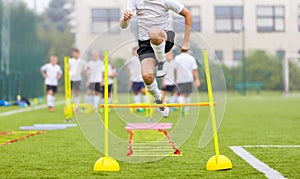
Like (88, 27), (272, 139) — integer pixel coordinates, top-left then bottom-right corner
(86, 59), (104, 83)
(40, 63), (62, 86)
(164, 60), (176, 85)
(69, 58), (86, 81)
(174, 53), (198, 84)
(126, 56), (143, 82)
(126, 0), (184, 40)
(102, 64), (115, 85)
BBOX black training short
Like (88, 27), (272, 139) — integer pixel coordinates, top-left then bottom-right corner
(71, 81), (81, 91)
(46, 85), (57, 94)
(163, 85), (177, 93)
(100, 84), (113, 95)
(89, 82), (101, 92)
(178, 82), (193, 95)
(137, 31), (175, 61)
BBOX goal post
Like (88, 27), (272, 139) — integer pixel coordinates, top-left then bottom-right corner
(284, 54), (300, 96)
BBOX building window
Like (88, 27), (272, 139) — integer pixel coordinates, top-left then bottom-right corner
(276, 50), (285, 59)
(215, 6), (243, 32)
(233, 50), (244, 61)
(91, 8), (120, 33)
(173, 6), (201, 32)
(257, 6), (285, 32)
(215, 50), (223, 61)
(298, 6), (300, 31)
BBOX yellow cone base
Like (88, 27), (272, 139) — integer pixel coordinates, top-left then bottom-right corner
(206, 155), (232, 171)
(93, 157), (120, 172)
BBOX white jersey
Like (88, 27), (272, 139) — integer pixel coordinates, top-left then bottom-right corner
(126, 0), (184, 40)
(126, 56), (143, 82)
(69, 58), (86, 81)
(40, 63), (62, 86)
(164, 60), (176, 85)
(102, 64), (115, 85)
(86, 60), (103, 83)
(175, 53), (198, 84)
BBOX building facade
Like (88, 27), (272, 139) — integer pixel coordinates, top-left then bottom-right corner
(73, 0), (300, 66)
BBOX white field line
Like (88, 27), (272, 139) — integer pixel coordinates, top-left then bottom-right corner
(229, 146), (286, 179)
(0, 101), (65, 117)
(242, 145), (300, 148)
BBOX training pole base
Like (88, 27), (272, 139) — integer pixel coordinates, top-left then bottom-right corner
(93, 157), (120, 172)
(206, 155), (232, 171)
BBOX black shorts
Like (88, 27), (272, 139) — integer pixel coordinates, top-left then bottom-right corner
(89, 82), (101, 92)
(132, 82), (145, 92)
(178, 82), (193, 95)
(137, 31), (175, 61)
(46, 85), (57, 94)
(163, 85), (176, 93)
(100, 84), (113, 94)
(71, 81), (81, 91)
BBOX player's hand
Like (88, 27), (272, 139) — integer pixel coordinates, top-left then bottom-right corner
(181, 41), (190, 52)
(43, 74), (48, 78)
(194, 80), (200, 87)
(86, 81), (90, 87)
(123, 10), (133, 21)
(162, 83), (167, 89)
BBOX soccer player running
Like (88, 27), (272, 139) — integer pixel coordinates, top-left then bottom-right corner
(120, 0), (192, 117)
(40, 56), (63, 112)
(162, 52), (177, 111)
(69, 48), (86, 105)
(174, 51), (200, 116)
(126, 46), (147, 111)
(85, 51), (103, 110)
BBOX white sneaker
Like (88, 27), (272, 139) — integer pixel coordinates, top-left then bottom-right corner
(156, 91), (169, 118)
(157, 62), (167, 78)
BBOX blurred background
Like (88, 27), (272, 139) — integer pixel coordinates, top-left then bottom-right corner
(0, 0), (300, 101)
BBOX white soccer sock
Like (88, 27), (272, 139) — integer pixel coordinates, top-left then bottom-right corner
(108, 97), (112, 104)
(74, 96), (80, 104)
(145, 80), (162, 101)
(150, 41), (166, 63)
(185, 97), (191, 111)
(170, 95), (176, 104)
(134, 94), (141, 104)
(94, 95), (100, 109)
(143, 95), (148, 103)
(84, 94), (90, 103)
(47, 94), (53, 107)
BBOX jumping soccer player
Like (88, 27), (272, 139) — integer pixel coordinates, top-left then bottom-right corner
(162, 52), (177, 109)
(69, 48), (86, 105)
(85, 51), (103, 109)
(126, 47), (147, 111)
(120, 0), (192, 117)
(174, 51), (200, 116)
(40, 56), (63, 112)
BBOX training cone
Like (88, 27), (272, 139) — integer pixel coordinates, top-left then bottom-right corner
(206, 155), (232, 171)
(93, 157), (120, 172)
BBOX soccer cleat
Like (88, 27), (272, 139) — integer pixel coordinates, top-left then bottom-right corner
(48, 106), (54, 112)
(156, 62), (167, 78)
(156, 91), (169, 118)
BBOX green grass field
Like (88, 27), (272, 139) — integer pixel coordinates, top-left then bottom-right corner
(0, 92), (299, 178)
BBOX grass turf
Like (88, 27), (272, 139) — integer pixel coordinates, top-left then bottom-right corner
(0, 92), (299, 178)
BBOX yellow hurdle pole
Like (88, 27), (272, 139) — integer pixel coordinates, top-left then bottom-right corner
(100, 102), (216, 108)
(104, 50), (109, 157)
(203, 49), (220, 158)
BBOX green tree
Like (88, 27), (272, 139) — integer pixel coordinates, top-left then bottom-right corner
(45, 0), (69, 32)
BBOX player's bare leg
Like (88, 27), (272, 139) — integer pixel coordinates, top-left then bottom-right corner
(141, 58), (169, 117)
(149, 28), (167, 78)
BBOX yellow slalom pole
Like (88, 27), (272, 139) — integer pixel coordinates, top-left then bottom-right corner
(104, 51), (109, 157)
(203, 49), (232, 170)
(64, 56), (72, 120)
(203, 50), (220, 158)
(93, 51), (120, 172)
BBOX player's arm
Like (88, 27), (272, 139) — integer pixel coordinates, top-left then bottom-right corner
(174, 68), (177, 84)
(120, 10), (133, 29)
(40, 66), (47, 78)
(193, 69), (200, 87)
(179, 8), (192, 52)
(57, 70), (63, 80)
(162, 77), (166, 88)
